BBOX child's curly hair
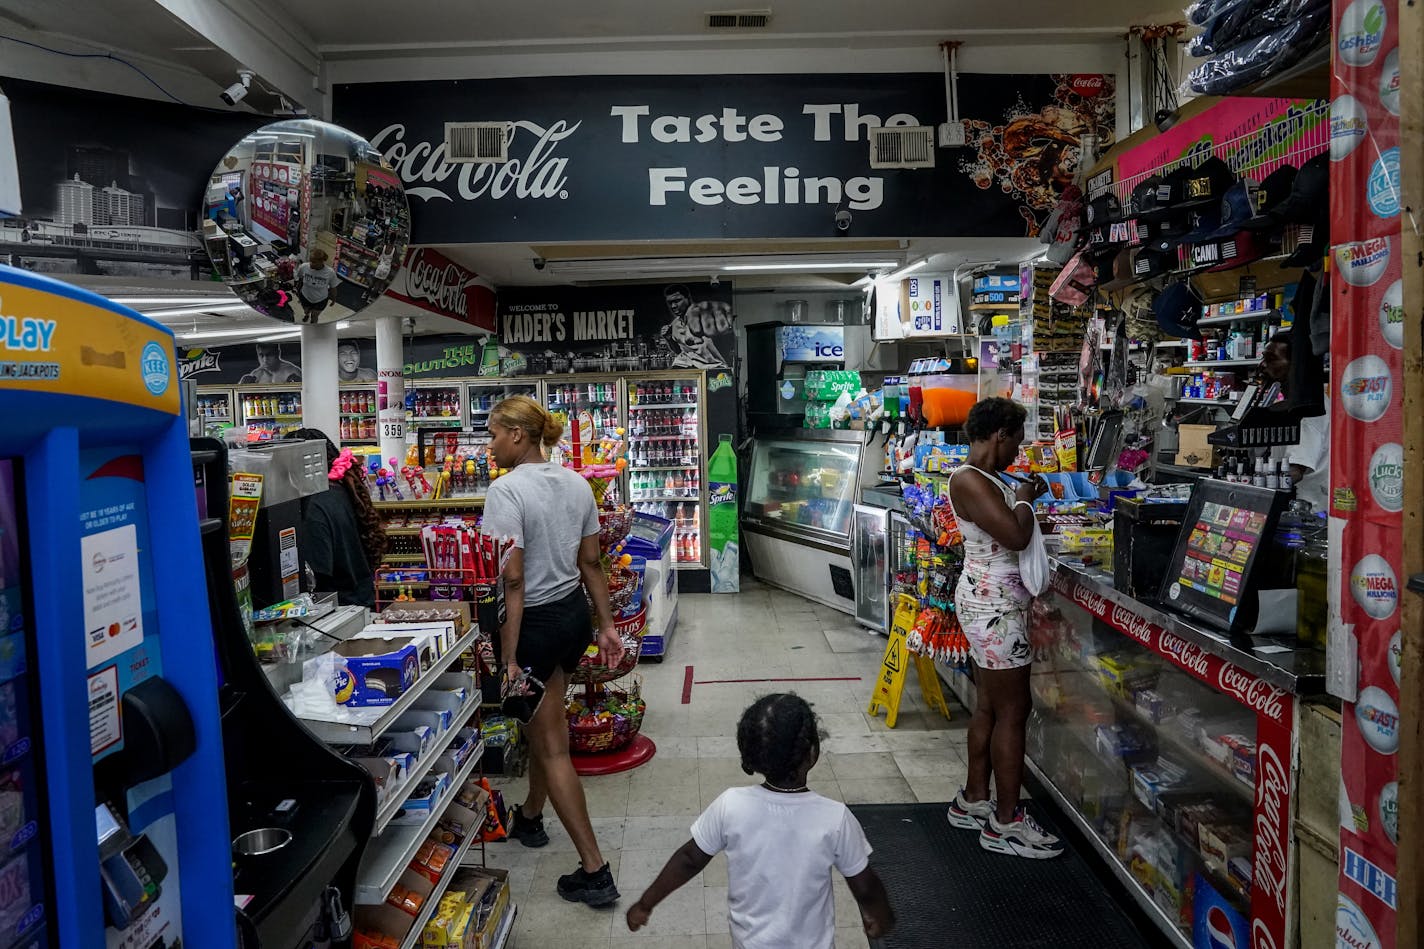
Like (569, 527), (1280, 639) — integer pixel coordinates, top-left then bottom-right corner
(736, 693), (823, 785)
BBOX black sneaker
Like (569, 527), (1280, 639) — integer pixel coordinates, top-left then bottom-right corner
(507, 806), (549, 848)
(557, 863), (620, 907)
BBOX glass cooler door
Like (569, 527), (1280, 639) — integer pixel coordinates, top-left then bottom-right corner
(745, 434), (861, 546)
(851, 505), (889, 631)
(1028, 593), (1257, 944)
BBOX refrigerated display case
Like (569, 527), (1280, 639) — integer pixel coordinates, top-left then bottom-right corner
(742, 429), (875, 611)
(194, 387), (234, 436)
(338, 385), (378, 445)
(850, 504), (890, 632)
(625, 371), (706, 568)
(466, 379), (541, 431)
(237, 386), (305, 440)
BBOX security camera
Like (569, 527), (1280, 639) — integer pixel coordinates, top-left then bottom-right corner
(220, 70), (254, 107)
(532, 257), (547, 271)
(709, 274), (721, 287)
(834, 209), (852, 233)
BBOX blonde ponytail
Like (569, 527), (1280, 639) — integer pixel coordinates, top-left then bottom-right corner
(491, 395), (564, 450)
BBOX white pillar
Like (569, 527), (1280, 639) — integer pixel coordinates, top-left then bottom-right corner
(301, 322), (339, 445)
(376, 315), (407, 466)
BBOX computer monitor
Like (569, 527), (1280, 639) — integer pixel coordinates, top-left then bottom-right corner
(1159, 479), (1289, 634)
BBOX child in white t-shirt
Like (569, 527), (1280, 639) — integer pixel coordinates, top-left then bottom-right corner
(626, 694), (894, 949)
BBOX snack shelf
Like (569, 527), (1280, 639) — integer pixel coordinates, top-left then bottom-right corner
(355, 744), (486, 903)
(298, 628), (479, 745)
(395, 822), (482, 949)
(1025, 757), (1193, 949)
(374, 496), (486, 511)
(372, 695), (482, 834)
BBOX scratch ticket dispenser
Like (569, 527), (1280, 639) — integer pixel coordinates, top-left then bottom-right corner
(0, 266), (234, 948)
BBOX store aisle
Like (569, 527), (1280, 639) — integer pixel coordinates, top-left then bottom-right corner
(489, 581), (970, 949)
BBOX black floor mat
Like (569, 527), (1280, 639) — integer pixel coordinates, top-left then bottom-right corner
(849, 803), (1155, 949)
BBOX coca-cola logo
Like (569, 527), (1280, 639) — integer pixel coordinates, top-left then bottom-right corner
(1254, 919), (1282, 949)
(1158, 630), (1212, 678)
(1071, 585), (1108, 616)
(372, 120), (580, 204)
(401, 249), (478, 319)
(1217, 665), (1287, 722)
(1109, 604), (1154, 645)
(1071, 75), (1107, 98)
(1254, 743), (1290, 914)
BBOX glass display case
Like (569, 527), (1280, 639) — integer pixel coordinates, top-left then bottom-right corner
(1028, 589), (1260, 946)
(744, 430), (866, 546)
(467, 380), (541, 431)
(625, 371), (706, 568)
(338, 385), (378, 444)
(850, 504), (889, 631)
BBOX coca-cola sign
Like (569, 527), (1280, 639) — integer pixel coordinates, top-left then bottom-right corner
(332, 73), (1116, 243)
(386, 247), (496, 332)
(1109, 603), (1155, 645)
(1254, 743), (1291, 914)
(1159, 630), (1214, 678)
(1218, 665), (1288, 724)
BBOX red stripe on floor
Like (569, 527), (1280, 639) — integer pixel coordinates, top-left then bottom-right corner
(681, 665), (695, 704)
(693, 676), (864, 685)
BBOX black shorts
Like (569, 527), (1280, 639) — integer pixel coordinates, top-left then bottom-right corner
(516, 586), (592, 683)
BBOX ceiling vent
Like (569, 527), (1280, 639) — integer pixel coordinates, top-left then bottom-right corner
(869, 127), (936, 169)
(444, 122), (509, 164)
(705, 9), (772, 29)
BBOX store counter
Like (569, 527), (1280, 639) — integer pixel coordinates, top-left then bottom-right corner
(1014, 556), (1333, 949)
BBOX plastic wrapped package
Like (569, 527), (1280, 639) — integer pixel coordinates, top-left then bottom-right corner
(1186, 0), (1328, 55)
(1184, 7), (1330, 95)
(1185, 0), (1251, 27)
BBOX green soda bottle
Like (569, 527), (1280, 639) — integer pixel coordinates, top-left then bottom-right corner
(707, 434), (739, 593)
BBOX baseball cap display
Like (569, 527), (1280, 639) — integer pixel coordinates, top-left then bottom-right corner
(1201, 230), (1271, 271)
(1283, 218), (1330, 267)
(1153, 280), (1204, 338)
(1128, 175), (1168, 220)
(1132, 246), (1176, 281)
(1243, 164), (1298, 229)
(1176, 156), (1236, 208)
(1085, 192), (1124, 227)
(1270, 153), (1328, 224)
(1097, 248), (1136, 292)
(1147, 205), (1224, 253)
(1206, 179), (1261, 239)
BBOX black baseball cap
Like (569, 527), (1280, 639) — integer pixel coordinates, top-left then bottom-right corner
(1132, 246), (1175, 281)
(1140, 167), (1195, 220)
(1243, 164), (1298, 230)
(1098, 248), (1137, 292)
(1153, 280), (1203, 338)
(1176, 156), (1236, 208)
(1206, 179), (1260, 239)
(1282, 216), (1330, 267)
(1271, 153), (1328, 225)
(1147, 204), (1223, 253)
(1086, 193), (1124, 227)
(1128, 175), (1167, 220)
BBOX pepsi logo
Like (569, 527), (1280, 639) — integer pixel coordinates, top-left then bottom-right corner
(1355, 685), (1400, 754)
(1206, 906), (1238, 948)
(1349, 553), (1398, 620)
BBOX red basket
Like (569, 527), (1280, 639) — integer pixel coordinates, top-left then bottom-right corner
(571, 606), (646, 684)
(567, 680), (646, 754)
(598, 507), (633, 548)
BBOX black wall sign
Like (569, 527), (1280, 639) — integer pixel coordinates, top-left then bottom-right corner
(180, 338), (376, 385)
(332, 73), (1115, 243)
(0, 77), (265, 280)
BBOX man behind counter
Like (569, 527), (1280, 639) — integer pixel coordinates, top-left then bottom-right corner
(1259, 330), (1329, 512)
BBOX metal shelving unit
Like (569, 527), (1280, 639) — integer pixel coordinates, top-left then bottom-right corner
(393, 824), (483, 949)
(1196, 309), (1279, 329)
(297, 628), (479, 745)
(372, 685), (482, 834)
(355, 745), (485, 903)
(1183, 359), (1260, 369)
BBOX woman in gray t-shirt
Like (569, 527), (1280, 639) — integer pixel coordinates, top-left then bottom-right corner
(481, 395), (624, 908)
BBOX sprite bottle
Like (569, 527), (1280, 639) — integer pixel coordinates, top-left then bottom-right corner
(707, 434), (739, 593)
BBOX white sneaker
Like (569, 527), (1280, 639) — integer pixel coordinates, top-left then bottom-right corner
(946, 789), (994, 830)
(979, 807), (1064, 859)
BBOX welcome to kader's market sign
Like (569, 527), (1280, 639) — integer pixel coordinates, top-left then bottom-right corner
(332, 73), (1115, 243)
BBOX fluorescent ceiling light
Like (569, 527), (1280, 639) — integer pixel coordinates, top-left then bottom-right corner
(336, 321), (351, 329)
(254, 330), (303, 343)
(721, 261), (897, 272)
(178, 324), (286, 340)
(114, 295), (243, 307)
(882, 260), (928, 282)
(148, 303), (254, 320)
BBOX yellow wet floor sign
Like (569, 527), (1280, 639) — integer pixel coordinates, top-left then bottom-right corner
(867, 595), (952, 728)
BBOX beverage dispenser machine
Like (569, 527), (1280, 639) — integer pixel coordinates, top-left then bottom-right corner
(746, 322), (845, 430)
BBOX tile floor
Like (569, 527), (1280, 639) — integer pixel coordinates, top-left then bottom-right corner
(486, 582), (971, 949)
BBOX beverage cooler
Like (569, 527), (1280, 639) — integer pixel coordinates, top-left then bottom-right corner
(624, 371), (706, 569)
(466, 380), (540, 430)
(742, 429), (876, 612)
(204, 384), (378, 446)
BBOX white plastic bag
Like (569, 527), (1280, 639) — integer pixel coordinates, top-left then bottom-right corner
(1019, 520), (1051, 596)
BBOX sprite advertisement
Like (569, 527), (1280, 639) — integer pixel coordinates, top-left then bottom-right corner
(708, 434), (739, 593)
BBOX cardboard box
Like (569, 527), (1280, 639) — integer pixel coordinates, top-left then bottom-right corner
(327, 636), (422, 707)
(1175, 424), (1219, 469)
(381, 601), (472, 636)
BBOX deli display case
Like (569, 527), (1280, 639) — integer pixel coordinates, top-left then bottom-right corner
(742, 429), (876, 612)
